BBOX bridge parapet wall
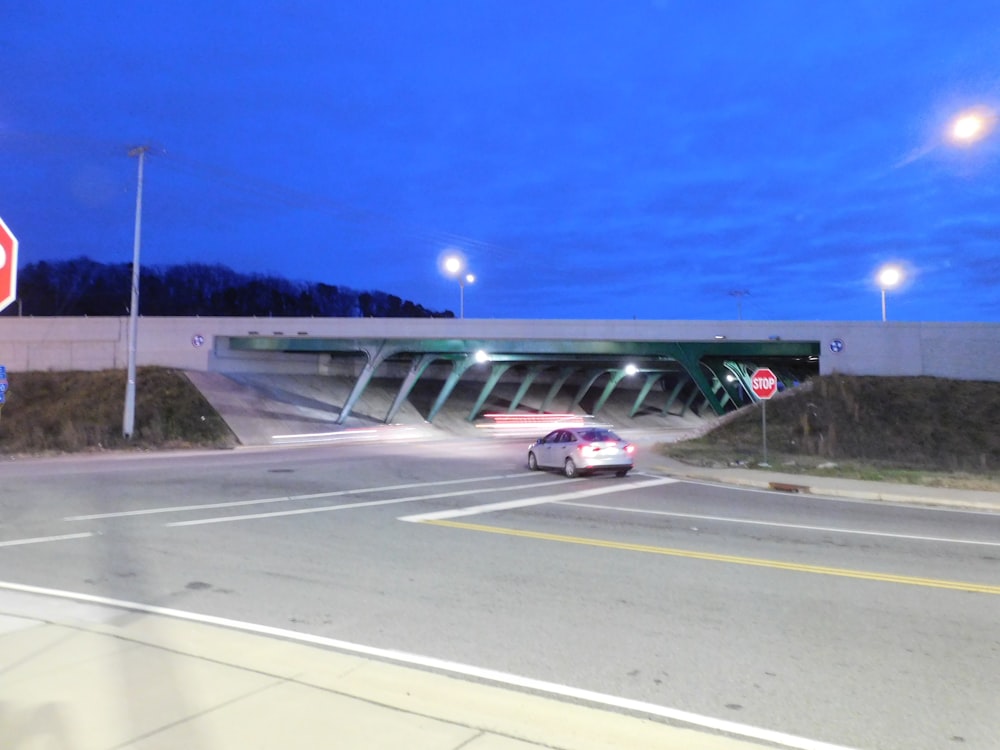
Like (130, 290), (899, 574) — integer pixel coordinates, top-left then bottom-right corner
(0, 317), (997, 382)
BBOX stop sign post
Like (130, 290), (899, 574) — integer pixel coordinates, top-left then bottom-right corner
(750, 367), (779, 465)
(0, 215), (18, 314)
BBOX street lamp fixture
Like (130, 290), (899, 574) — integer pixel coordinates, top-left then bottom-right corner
(949, 108), (996, 145)
(443, 253), (475, 319)
(877, 265), (903, 322)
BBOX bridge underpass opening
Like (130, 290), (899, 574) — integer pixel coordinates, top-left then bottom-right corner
(221, 335), (821, 428)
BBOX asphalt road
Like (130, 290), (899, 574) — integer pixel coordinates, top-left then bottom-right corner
(2, 437), (999, 750)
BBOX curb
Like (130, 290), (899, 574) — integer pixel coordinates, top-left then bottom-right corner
(658, 467), (1000, 513)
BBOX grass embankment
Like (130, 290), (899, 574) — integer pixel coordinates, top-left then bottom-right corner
(2, 369), (998, 493)
(658, 374), (1000, 491)
(0, 367), (236, 455)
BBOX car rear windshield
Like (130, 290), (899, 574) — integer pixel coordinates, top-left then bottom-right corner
(579, 429), (619, 442)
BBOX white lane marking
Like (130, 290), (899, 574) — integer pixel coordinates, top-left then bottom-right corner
(0, 532), (95, 548)
(671, 476), (1000, 516)
(563, 502), (1000, 547)
(166, 479), (580, 528)
(0, 581), (860, 750)
(400, 477), (679, 522)
(66, 473), (545, 521)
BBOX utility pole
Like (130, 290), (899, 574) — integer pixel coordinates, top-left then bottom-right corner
(729, 289), (750, 320)
(123, 145), (149, 439)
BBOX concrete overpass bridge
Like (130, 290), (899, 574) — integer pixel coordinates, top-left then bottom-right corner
(0, 317), (996, 429)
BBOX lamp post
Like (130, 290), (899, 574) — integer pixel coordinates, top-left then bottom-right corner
(443, 254), (474, 319)
(877, 265), (902, 322)
(123, 145), (149, 439)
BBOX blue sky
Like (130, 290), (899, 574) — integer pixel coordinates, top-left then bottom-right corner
(3, 2), (999, 321)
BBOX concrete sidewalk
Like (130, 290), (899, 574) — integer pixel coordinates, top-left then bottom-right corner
(0, 587), (826, 750)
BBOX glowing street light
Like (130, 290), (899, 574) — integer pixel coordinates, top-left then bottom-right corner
(443, 253), (475, 318)
(948, 108), (996, 145)
(877, 264), (903, 322)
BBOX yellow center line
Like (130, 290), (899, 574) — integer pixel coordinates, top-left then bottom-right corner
(424, 519), (1000, 595)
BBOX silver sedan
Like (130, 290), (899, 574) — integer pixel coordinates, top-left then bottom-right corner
(527, 427), (635, 477)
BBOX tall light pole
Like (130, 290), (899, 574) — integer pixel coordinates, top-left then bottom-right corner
(123, 145), (149, 439)
(443, 253), (474, 319)
(877, 265), (902, 322)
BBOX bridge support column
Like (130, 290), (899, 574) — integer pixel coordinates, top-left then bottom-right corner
(386, 353), (436, 423)
(590, 369), (628, 415)
(467, 363), (512, 421)
(336, 342), (397, 425)
(508, 365), (545, 413)
(672, 344), (728, 416)
(427, 354), (479, 423)
(630, 372), (666, 418)
(663, 376), (689, 416)
(539, 367), (575, 413)
(571, 369), (608, 412)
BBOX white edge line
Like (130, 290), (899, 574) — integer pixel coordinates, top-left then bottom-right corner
(0, 580), (859, 750)
(399, 476), (678, 522)
(669, 475), (1000, 516)
(0, 532), (95, 548)
(562, 502), (1000, 548)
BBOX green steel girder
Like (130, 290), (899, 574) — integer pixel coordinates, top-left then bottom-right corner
(427, 353), (481, 423)
(591, 370), (629, 415)
(630, 372), (666, 418)
(572, 369), (610, 411)
(540, 367), (576, 413)
(336, 341), (400, 425)
(684, 384), (702, 415)
(507, 365), (546, 413)
(662, 376), (689, 417)
(467, 363), (513, 422)
(386, 353), (437, 423)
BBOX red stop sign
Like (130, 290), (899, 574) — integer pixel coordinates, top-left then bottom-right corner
(750, 367), (778, 400)
(0, 216), (17, 314)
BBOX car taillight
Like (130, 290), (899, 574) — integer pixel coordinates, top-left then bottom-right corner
(578, 443), (599, 456)
(624, 443), (635, 454)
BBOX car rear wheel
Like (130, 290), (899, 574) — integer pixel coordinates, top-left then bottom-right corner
(528, 451), (538, 470)
(615, 469), (629, 477)
(564, 458), (578, 478)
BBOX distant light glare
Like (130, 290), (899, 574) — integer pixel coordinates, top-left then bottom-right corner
(475, 349), (490, 363)
(953, 115), (984, 141)
(624, 363), (638, 376)
(878, 266), (902, 289)
(949, 108), (996, 145)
